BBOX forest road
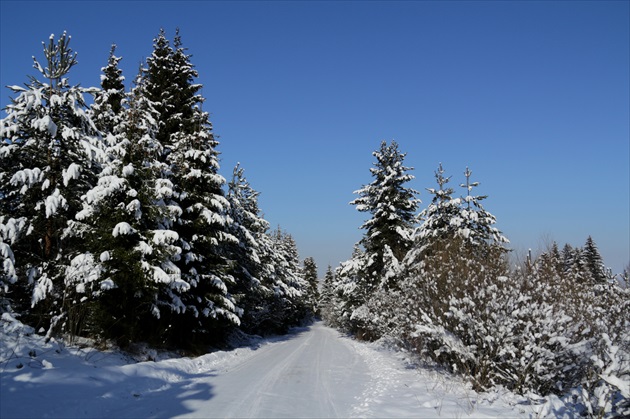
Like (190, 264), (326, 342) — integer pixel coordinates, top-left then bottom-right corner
(177, 322), (369, 418)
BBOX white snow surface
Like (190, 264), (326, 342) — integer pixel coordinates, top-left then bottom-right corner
(1, 319), (565, 418)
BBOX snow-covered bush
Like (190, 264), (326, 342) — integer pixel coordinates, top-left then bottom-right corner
(399, 239), (629, 415)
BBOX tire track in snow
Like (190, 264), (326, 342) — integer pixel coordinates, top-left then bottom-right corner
(228, 330), (316, 417)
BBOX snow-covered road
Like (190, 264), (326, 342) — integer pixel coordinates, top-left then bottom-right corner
(2, 319), (539, 418)
(182, 324), (368, 418)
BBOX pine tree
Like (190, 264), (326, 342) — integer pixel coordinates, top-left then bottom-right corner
(0, 33), (103, 334)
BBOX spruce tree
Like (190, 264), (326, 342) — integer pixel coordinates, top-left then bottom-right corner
(456, 167), (509, 250)
(318, 265), (335, 321)
(0, 33), (103, 334)
(144, 29), (242, 345)
(142, 29), (176, 153)
(302, 256), (319, 316)
(329, 245), (368, 332)
(350, 140), (419, 293)
(90, 44), (125, 135)
(257, 227), (308, 331)
(410, 163), (460, 255)
(583, 236), (607, 283)
(226, 164), (274, 332)
(561, 243), (574, 273)
(407, 165), (509, 281)
(72, 67), (185, 345)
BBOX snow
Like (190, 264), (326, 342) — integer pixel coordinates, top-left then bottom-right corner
(30, 274), (53, 306)
(65, 253), (102, 294)
(112, 222), (135, 237)
(32, 115), (57, 137)
(152, 229), (178, 245)
(10, 168), (43, 191)
(122, 163), (134, 177)
(45, 189), (68, 218)
(62, 163), (81, 186)
(1, 320), (547, 419)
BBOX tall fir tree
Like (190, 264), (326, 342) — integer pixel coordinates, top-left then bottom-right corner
(0, 33), (103, 334)
(561, 243), (574, 273)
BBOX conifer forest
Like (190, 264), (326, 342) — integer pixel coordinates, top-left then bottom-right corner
(1, 31), (628, 416)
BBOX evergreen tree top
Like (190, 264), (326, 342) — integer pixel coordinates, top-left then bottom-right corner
(33, 32), (78, 90)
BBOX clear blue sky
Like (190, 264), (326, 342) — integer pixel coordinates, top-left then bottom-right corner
(1, 1), (629, 276)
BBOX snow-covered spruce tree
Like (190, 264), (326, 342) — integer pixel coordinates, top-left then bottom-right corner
(226, 163), (278, 333)
(406, 165), (508, 276)
(0, 33), (103, 335)
(512, 250), (629, 414)
(405, 163), (459, 267)
(582, 236), (608, 283)
(318, 265), (335, 322)
(302, 257), (319, 316)
(621, 264), (630, 289)
(457, 167), (510, 249)
(344, 140), (419, 338)
(268, 228), (310, 329)
(172, 32), (238, 344)
(329, 245), (368, 332)
(351, 140), (419, 277)
(139, 29), (241, 347)
(561, 243), (575, 273)
(143, 28), (201, 158)
(71, 66), (186, 346)
(89, 44), (125, 136)
(242, 226), (311, 334)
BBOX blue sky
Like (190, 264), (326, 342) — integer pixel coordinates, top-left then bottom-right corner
(1, 1), (628, 276)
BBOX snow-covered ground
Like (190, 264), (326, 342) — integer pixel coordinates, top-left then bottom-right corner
(1, 316), (569, 418)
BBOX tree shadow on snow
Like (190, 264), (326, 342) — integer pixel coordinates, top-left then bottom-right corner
(0, 350), (217, 419)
